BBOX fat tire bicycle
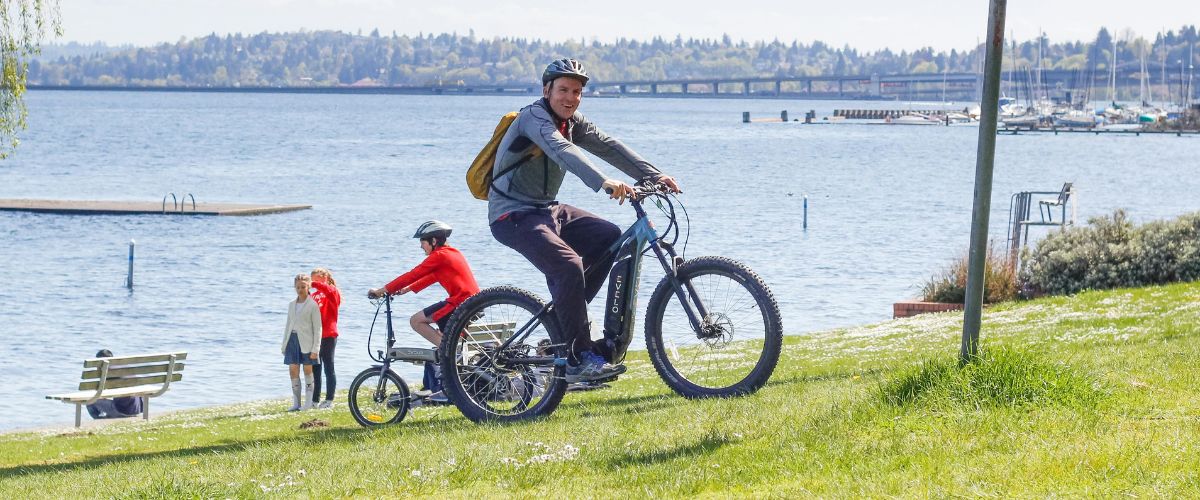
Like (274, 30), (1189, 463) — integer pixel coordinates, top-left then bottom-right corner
(439, 182), (784, 423)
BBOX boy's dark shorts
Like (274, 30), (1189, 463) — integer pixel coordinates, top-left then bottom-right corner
(423, 301), (452, 331)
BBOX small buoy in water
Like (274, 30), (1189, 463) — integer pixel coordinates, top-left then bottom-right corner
(787, 192), (794, 197)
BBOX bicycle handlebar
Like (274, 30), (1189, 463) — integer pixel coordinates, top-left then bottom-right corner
(604, 181), (672, 201)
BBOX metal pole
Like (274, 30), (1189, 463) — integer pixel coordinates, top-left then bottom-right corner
(961, 0), (1007, 363)
(802, 195), (808, 230)
(126, 239), (135, 289)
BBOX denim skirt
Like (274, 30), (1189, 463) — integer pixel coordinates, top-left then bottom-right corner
(283, 332), (317, 365)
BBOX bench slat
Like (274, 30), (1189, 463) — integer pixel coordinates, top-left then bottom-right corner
(48, 385), (165, 402)
(81, 362), (185, 380)
(465, 322), (516, 333)
(83, 352), (187, 368)
(465, 321), (516, 342)
(79, 373), (182, 391)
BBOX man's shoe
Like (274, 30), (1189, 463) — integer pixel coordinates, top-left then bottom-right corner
(567, 381), (611, 392)
(565, 351), (626, 384)
(317, 400), (332, 409)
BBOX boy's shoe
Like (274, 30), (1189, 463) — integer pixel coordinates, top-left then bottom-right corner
(317, 400), (332, 409)
(565, 351), (626, 384)
(286, 404), (301, 412)
(299, 401), (313, 411)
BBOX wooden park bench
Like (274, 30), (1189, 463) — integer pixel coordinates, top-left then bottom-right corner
(46, 352), (186, 428)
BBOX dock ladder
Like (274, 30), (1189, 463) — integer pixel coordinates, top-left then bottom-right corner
(162, 193), (197, 214)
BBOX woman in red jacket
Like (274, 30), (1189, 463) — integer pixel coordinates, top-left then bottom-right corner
(310, 267), (341, 409)
(369, 220), (480, 401)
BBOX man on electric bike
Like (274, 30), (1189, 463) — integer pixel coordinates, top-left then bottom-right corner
(488, 58), (682, 383)
(369, 220), (481, 402)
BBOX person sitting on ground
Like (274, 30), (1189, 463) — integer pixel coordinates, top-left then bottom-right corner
(85, 349), (144, 419)
(368, 220), (481, 404)
(487, 58), (681, 383)
(282, 274), (322, 411)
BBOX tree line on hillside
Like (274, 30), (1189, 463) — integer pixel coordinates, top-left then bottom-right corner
(27, 26), (1200, 88)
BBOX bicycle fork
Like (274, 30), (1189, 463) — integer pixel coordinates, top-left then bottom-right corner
(652, 241), (712, 338)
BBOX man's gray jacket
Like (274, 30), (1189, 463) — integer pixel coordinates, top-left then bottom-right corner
(487, 98), (662, 222)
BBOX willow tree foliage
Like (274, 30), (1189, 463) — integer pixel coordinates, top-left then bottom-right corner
(1, 0), (61, 159)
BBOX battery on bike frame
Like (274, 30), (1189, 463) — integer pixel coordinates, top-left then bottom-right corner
(602, 242), (640, 363)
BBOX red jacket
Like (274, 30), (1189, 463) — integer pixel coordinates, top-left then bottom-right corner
(384, 245), (481, 321)
(310, 281), (341, 338)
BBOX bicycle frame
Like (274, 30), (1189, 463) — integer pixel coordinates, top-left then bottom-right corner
(367, 295), (439, 394)
(487, 194), (711, 367)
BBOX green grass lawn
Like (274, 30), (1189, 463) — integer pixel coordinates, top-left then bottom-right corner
(4, 282), (1200, 497)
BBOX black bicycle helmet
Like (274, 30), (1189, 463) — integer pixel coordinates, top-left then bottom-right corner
(413, 220), (452, 240)
(542, 58), (589, 86)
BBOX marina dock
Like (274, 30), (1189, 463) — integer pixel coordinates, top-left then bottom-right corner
(997, 127), (1200, 136)
(0, 199), (311, 216)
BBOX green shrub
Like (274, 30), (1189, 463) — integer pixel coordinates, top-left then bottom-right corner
(920, 243), (1018, 303)
(1022, 210), (1200, 295)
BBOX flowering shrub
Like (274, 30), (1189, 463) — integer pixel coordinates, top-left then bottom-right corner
(921, 243), (1018, 304)
(1021, 210), (1200, 295)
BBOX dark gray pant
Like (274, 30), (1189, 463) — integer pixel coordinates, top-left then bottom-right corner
(491, 204), (620, 361)
(312, 337), (337, 402)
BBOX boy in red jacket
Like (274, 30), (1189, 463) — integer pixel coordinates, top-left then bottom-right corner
(369, 220), (480, 400)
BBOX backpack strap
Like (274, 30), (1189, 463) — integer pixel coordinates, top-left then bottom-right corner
(488, 152), (535, 202)
(491, 100), (561, 203)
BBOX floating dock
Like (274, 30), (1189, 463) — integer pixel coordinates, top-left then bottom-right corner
(0, 199), (311, 216)
(833, 109), (954, 119)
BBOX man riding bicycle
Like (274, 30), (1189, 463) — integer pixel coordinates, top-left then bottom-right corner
(488, 58), (681, 383)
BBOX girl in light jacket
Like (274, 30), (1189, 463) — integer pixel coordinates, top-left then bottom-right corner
(282, 274), (322, 411)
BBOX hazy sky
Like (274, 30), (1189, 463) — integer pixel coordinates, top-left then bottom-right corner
(60, 1), (1196, 51)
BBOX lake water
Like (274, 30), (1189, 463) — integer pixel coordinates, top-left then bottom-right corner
(2, 90), (1197, 431)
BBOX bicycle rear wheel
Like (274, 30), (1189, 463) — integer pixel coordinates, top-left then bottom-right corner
(347, 367), (410, 428)
(645, 256), (783, 398)
(439, 286), (568, 423)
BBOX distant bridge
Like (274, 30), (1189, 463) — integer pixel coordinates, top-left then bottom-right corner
(30, 67), (1196, 101)
(592, 73), (979, 99)
(588, 68), (1199, 100)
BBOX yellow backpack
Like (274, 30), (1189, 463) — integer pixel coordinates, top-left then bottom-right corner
(466, 112), (543, 200)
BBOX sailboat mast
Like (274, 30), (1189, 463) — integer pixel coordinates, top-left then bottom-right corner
(1161, 28), (1168, 107)
(1142, 50), (1150, 105)
(1110, 37), (1118, 102)
(1036, 29), (1043, 101)
(1009, 31), (1017, 101)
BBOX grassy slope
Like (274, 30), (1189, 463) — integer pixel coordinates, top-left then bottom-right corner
(2, 282), (1199, 497)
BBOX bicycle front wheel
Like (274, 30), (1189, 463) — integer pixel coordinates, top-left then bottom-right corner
(439, 286), (569, 423)
(645, 256), (783, 398)
(347, 367), (409, 428)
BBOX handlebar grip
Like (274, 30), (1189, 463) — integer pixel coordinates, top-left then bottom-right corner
(604, 187), (614, 195)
